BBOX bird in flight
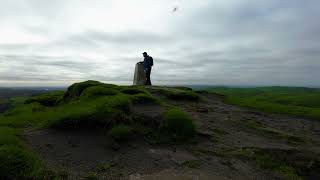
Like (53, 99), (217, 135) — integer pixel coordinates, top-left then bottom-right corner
(172, 6), (178, 13)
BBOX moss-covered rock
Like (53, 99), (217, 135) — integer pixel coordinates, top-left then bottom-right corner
(81, 85), (119, 98)
(25, 91), (64, 106)
(63, 80), (103, 101)
(131, 93), (160, 104)
(120, 87), (147, 95)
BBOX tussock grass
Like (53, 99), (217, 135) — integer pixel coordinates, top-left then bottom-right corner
(162, 108), (196, 141)
(109, 124), (132, 141)
(63, 80), (103, 101)
(81, 85), (119, 98)
(0, 127), (44, 179)
(45, 94), (132, 129)
(0, 127), (21, 146)
(131, 93), (160, 104)
(0, 80), (199, 178)
(0, 145), (43, 179)
(120, 86), (148, 95)
(25, 91), (64, 106)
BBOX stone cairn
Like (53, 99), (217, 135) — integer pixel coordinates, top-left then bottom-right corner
(133, 62), (146, 85)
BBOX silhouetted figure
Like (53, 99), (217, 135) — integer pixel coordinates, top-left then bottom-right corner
(142, 52), (153, 85)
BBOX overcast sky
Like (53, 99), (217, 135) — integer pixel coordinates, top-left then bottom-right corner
(0, 0), (319, 87)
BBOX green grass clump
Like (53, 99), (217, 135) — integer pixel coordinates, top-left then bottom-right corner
(131, 93), (160, 104)
(0, 145), (43, 179)
(162, 108), (196, 141)
(98, 94), (131, 113)
(81, 85), (119, 98)
(207, 87), (320, 120)
(120, 87), (147, 95)
(63, 80), (103, 101)
(164, 89), (199, 101)
(0, 127), (21, 146)
(25, 91), (64, 106)
(47, 94), (132, 129)
(109, 124), (132, 141)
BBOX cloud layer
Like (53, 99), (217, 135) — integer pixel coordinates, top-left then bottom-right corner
(0, 0), (319, 87)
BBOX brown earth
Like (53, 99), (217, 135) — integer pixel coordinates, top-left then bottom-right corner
(24, 92), (320, 180)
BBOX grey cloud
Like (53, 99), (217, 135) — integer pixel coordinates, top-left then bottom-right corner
(0, 1), (320, 87)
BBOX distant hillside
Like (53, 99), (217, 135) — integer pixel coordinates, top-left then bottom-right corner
(207, 86), (320, 119)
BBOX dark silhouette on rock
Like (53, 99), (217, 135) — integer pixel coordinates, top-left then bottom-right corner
(142, 52), (153, 86)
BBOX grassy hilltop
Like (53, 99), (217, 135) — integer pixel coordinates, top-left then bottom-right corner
(0, 80), (198, 179)
(0, 81), (319, 179)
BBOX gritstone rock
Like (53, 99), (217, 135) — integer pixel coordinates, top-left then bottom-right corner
(133, 62), (146, 85)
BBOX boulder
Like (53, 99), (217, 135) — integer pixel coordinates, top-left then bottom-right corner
(133, 62), (146, 85)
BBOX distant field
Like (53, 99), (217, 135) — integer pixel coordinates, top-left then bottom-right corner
(206, 87), (320, 120)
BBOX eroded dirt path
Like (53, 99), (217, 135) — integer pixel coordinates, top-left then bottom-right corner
(24, 93), (320, 179)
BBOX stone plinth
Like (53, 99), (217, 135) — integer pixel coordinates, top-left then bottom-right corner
(133, 62), (146, 85)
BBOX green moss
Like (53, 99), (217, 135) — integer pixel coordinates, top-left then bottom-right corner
(120, 87), (147, 95)
(47, 95), (132, 129)
(81, 85), (119, 98)
(0, 145), (43, 179)
(162, 108), (196, 141)
(159, 88), (199, 101)
(25, 91), (64, 106)
(131, 93), (160, 104)
(63, 80), (103, 101)
(0, 127), (21, 146)
(109, 124), (132, 141)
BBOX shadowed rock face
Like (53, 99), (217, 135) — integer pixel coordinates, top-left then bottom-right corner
(133, 63), (146, 85)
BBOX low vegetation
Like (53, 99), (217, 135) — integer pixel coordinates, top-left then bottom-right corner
(207, 86), (320, 119)
(162, 108), (196, 141)
(149, 87), (200, 101)
(24, 91), (64, 106)
(0, 80), (200, 178)
(244, 120), (305, 144)
(109, 124), (132, 141)
(232, 147), (307, 180)
(81, 85), (119, 98)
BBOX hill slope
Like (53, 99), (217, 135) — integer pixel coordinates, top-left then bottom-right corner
(0, 81), (320, 179)
(207, 87), (320, 120)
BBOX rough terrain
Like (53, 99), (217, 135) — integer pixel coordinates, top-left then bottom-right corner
(24, 89), (320, 180)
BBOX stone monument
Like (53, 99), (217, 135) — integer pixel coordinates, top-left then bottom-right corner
(133, 62), (146, 85)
